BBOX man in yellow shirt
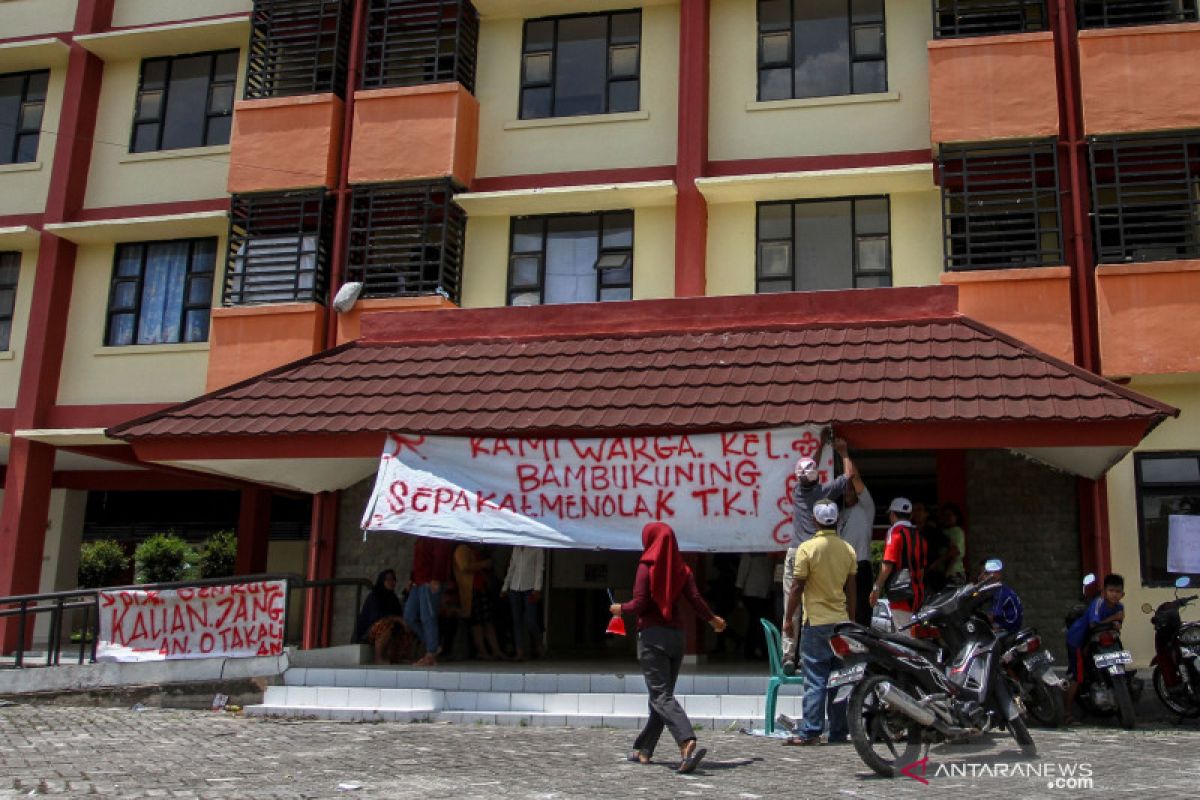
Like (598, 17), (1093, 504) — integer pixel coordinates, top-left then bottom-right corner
(782, 500), (858, 745)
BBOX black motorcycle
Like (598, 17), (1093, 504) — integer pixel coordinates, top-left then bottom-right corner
(1142, 576), (1200, 717)
(1068, 575), (1141, 729)
(828, 577), (1035, 778)
(1000, 626), (1066, 727)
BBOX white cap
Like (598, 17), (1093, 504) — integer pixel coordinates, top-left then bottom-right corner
(813, 500), (839, 527)
(796, 457), (818, 481)
(888, 497), (913, 515)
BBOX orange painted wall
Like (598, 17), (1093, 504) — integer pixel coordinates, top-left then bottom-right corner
(941, 267), (1074, 362)
(1097, 261), (1200, 376)
(349, 84), (479, 187)
(206, 304), (326, 391)
(928, 33), (1059, 144)
(227, 94), (344, 193)
(1079, 23), (1200, 135)
(336, 295), (458, 345)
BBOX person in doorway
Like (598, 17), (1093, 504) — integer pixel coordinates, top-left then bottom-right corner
(404, 536), (452, 667)
(454, 542), (506, 660)
(354, 569), (412, 665)
(914, 501), (949, 593)
(1065, 573), (1125, 724)
(782, 500), (857, 745)
(868, 497), (928, 634)
(837, 470), (875, 626)
(783, 431), (857, 672)
(938, 504), (967, 586)
(610, 522), (727, 774)
(736, 552), (775, 660)
(501, 545), (545, 661)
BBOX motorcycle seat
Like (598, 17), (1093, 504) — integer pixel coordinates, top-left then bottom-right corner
(878, 630), (942, 655)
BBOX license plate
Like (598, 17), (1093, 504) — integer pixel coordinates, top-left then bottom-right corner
(829, 662), (866, 689)
(1094, 650), (1132, 668)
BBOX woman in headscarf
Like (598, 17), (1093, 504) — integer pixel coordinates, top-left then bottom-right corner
(610, 523), (727, 774)
(355, 569), (410, 665)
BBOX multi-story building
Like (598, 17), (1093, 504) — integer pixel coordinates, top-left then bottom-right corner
(0, 0), (1196, 662)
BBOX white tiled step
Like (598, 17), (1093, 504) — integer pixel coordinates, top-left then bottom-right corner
(246, 705), (434, 722)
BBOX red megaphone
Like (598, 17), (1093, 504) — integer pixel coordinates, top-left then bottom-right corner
(605, 614), (626, 636)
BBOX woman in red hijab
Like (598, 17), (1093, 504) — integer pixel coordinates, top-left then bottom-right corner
(610, 522), (727, 774)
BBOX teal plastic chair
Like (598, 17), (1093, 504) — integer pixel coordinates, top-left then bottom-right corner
(760, 618), (804, 734)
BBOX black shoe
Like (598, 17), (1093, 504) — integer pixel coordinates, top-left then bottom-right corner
(782, 662), (796, 676)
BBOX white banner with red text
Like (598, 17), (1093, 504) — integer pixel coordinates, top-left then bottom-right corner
(360, 427), (832, 551)
(96, 580), (287, 662)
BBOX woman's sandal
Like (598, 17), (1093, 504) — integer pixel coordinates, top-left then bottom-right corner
(626, 751), (651, 765)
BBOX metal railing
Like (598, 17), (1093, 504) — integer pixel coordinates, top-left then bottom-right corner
(0, 573), (372, 669)
(1077, 0), (1199, 28)
(933, 0), (1050, 38)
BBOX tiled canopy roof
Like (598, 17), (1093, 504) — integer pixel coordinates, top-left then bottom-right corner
(110, 291), (1175, 442)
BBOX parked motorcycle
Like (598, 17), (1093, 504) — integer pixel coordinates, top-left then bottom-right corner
(1067, 574), (1142, 729)
(828, 573), (1035, 778)
(1142, 576), (1200, 717)
(1000, 626), (1066, 727)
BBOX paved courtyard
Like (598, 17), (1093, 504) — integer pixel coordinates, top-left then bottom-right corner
(2, 705), (1200, 799)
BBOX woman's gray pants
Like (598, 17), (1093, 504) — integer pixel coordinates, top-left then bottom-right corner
(632, 626), (695, 757)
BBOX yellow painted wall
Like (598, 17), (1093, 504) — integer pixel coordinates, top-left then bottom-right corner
(0, 67), (66, 217)
(112, 0), (251, 28)
(0, 0), (77, 37)
(706, 189), (943, 296)
(473, 4), (678, 178)
(460, 205), (677, 308)
(709, 0), (932, 162)
(82, 50), (244, 210)
(1107, 375), (1200, 665)
(56, 241), (215, 405)
(0, 247), (38, 407)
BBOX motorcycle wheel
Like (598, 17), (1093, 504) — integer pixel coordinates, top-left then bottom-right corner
(1152, 665), (1200, 718)
(1112, 675), (1136, 729)
(848, 674), (927, 779)
(1026, 680), (1066, 728)
(1007, 712), (1037, 755)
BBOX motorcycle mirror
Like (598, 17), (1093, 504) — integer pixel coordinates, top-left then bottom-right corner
(984, 558), (1003, 573)
(1177, 576), (1192, 589)
(1082, 573), (1096, 588)
(1141, 602), (1154, 614)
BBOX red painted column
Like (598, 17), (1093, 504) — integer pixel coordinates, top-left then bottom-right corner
(235, 488), (272, 575)
(0, 0), (114, 652)
(674, 0), (710, 298)
(302, 490), (340, 649)
(935, 449), (970, 569)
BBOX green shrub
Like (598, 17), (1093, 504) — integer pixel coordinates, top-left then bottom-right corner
(198, 530), (238, 579)
(134, 533), (198, 584)
(77, 539), (130, 589)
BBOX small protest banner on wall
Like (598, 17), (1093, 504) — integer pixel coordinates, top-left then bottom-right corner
(97, 580), (286, 662)
(361, 426), (832, 551)
(1167, 515), (1200, 575)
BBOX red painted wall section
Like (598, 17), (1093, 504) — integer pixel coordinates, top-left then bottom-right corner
(674, 0), (709, 297)
(236, 489), (272, 576)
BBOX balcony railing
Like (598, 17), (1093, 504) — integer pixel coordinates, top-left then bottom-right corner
(245, 0), (354, 99)
(362, 0), (480, 92)
(1077, 0), (1199, 28)
(1090, 131), (1200, 263)
(225, 190), (335, 306)
(933, 0), (1050, 38)
(346, 180), (466, 303)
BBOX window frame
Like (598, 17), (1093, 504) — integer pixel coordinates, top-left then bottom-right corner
(225, 190), (335, 306)
(130, 50), (239, 154)
(1134, 451), (1200, 587)
(518, 9), (642, 120)
(0, 69), (49, 165)
(755, 196), (893, 293)
(245, 0), (355, 99)
(104, 238), (217, 347)
(1077, 0), (1199, 29)
(932, 0), (1050, 38)
(506, 211), (635, 306)
(0, 251), (19, 352)
(756, 0), (888, 102)
(362, 0), (480, 92)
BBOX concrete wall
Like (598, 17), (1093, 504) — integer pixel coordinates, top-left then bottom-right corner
(0, 0), (77, 38)
(112, 0), (251, 28)
(33, 489), (87, 646)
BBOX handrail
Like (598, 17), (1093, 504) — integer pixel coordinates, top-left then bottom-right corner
(0, 573), (374, 670)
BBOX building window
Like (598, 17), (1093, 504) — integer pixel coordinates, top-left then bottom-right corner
(519, 10), (641, 120)
(131, 51), (238, 153)
(347, 181), (466, 303)
(757, 0), (886, 102)
(933, 0), (1049, 38)
(508, 212), (633, 306)
(226, 191), (334, 305)
(246, 0), (354, 99)
(0, 252), (18, 351)
(1090, 131), (1200, 264)
(105, 239), (217, 346)
(1135, 452), (1200, 586)
(362, 0), (479, 92)
(939, 140), (1063, 271)
(756, 197), (891, 293)
(1078, 0), (1199, 28)
(0, 70), (48, 165)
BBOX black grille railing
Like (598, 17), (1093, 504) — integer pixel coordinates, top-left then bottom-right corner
(933, 0), (1050, 37)
(346, 180), (466, 303)
(245, 0), (354, 99)
(363, 0), (480, 92)
(1077, 0), (1199, 27)
(225, 190), (334, 306)
(1090, 131), (1200, 264)
(939, 140), (1064, 271)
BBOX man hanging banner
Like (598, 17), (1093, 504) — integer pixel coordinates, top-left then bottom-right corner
(361, 426), (832, 551)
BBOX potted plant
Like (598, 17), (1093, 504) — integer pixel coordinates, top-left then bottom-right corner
(198, 530), (238, 579)
(133, 533), (198, 585)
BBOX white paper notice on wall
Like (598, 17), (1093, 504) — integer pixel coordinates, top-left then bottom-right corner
(1167, 515), (1200, 574)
